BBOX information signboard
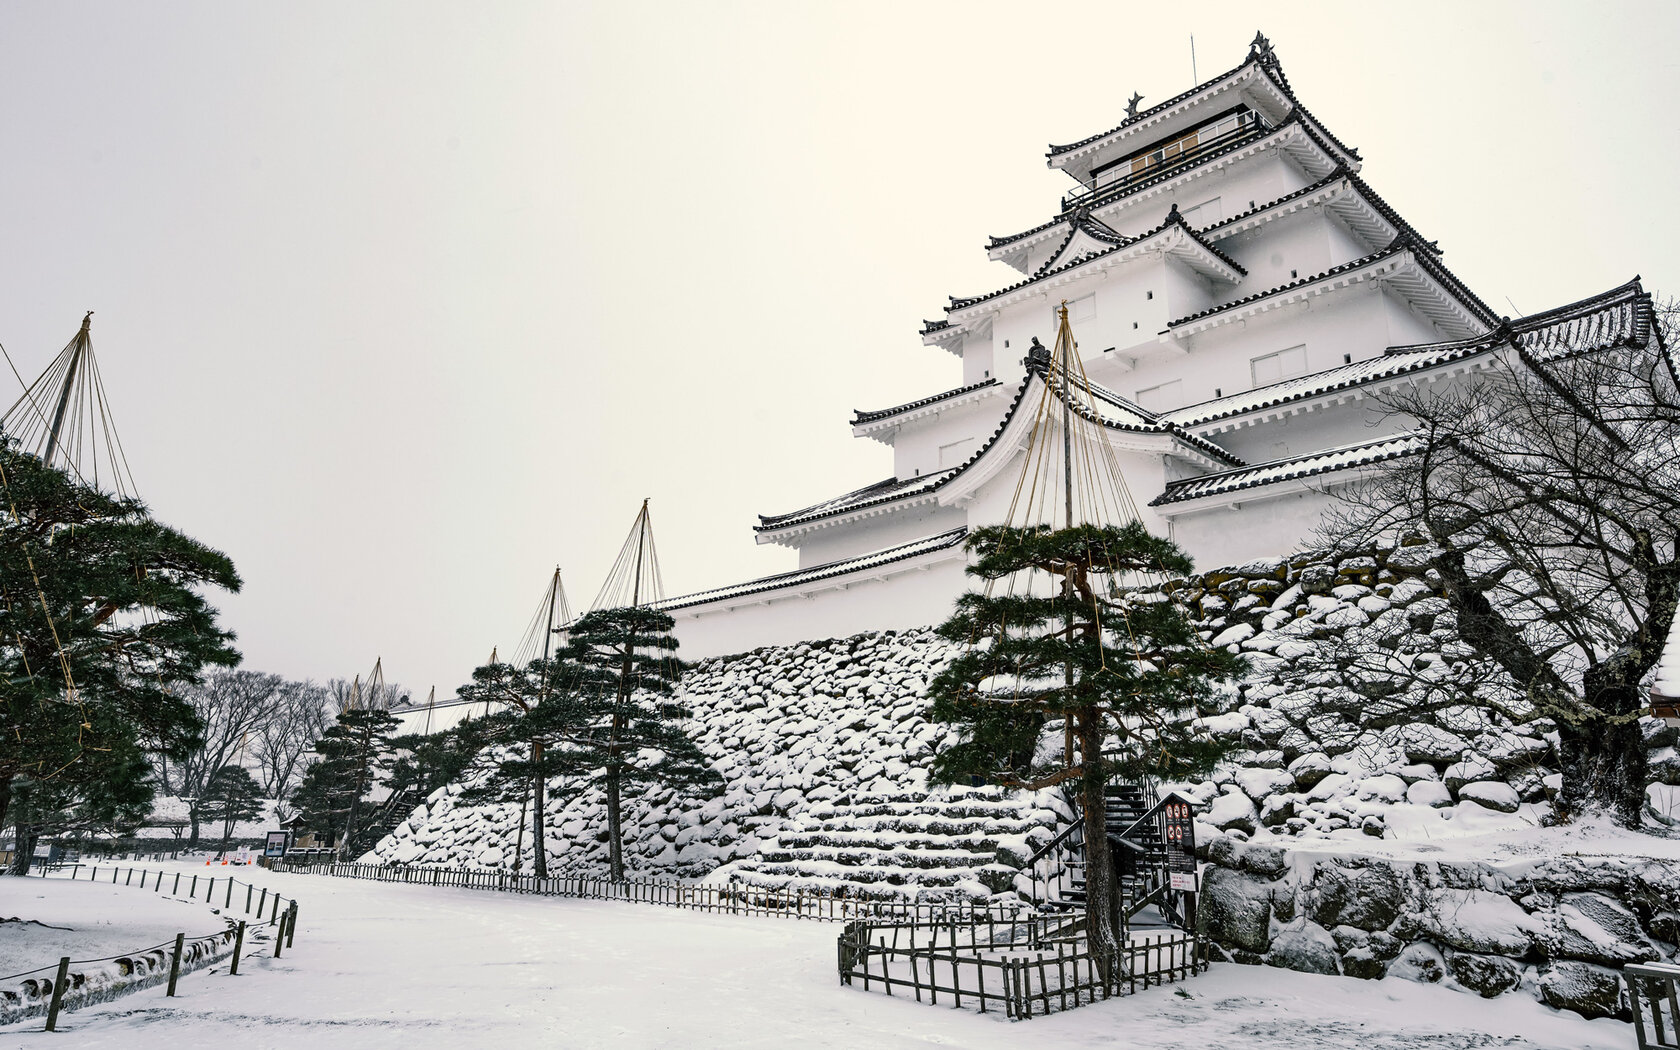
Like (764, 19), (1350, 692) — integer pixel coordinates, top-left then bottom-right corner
(264, 831), (288, 858)
(1162, 797), (1198, 891)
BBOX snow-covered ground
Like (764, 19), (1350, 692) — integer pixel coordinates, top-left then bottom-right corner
(1, 863), (1633, 1048)
(0, 879), (225, 979)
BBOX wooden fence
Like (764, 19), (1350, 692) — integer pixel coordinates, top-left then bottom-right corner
(278, 859), (1026, 924)
(1629, 962), (1680, 1050)
(838, 916), (1205, 1020)
(4, 864), (302, 1030)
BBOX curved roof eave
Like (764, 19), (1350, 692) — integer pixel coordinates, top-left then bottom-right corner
(756, 368), (1244, 541)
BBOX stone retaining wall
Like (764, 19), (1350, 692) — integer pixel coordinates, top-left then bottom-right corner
(1197, 833), (1680, 1019)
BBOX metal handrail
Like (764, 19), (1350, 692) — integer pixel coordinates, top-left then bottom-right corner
(1025, 813), (1083, 868)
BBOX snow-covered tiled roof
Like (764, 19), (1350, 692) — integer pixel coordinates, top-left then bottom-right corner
(660, 528), (969, 611)
(1161, 344), (1480, 429)
(1166, 237), (1496, 333)
(757, 470), (958, 531)
(1150, 434), (1423, 507)
(1161, 279), (1657, 431)
(759, 363), (1243, 540)
(852, 379), (999, 427)
(947, 207), (1244, 318)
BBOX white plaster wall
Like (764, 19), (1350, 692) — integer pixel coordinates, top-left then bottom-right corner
(792, 502), (964, 569)
(1200, 401), (1405, 464)
(961, 330), (993, 384)
(1094, 150), (1305, 240)
(1380, 287), (1449, 346)
(669, 555), (970, 659)
(1165, 486), (1345, 568)
(1126, 285), (1419, 411)
(1214, 207), (1342, 296)
(888, 394), (1014, 481)
(979, 256), (1198, 392)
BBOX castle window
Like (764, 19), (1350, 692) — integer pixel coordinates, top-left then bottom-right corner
(1251, 345), (1308, 386)
(1135, 379), (1184, 413)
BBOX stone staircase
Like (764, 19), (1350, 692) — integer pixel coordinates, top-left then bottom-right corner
(718, 787), (1062, 901)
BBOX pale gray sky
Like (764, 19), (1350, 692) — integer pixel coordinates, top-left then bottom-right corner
(2, 2), (1676, 698)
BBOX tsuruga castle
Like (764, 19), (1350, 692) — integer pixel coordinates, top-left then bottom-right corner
(662, 34), (1662, 657)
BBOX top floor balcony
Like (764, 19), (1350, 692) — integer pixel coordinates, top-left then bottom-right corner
(1062, 108), (1271, 211)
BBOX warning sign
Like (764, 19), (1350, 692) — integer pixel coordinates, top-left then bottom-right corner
(1161, 798), (1197, 891)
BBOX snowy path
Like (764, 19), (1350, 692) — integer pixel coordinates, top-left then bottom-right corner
(2, 864), (1633, 1049)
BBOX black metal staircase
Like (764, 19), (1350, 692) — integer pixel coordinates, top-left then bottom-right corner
(1026, 782), (1197, 934)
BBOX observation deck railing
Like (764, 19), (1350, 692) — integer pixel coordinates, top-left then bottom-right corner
(1061, 115), (1274, 211)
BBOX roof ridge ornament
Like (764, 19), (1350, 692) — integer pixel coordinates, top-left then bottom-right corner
(1125, 92), (1143, 121)
(1026, 336), (1051, 372)
(1249, 31), (1275, 63)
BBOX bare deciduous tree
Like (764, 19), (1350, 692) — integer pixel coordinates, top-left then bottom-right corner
(253, 680), (333, 800)
(161, 669), (285, 844)
(1324, 290), (1679, 825)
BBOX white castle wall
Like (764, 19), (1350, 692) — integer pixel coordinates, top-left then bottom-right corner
(669, 553), (968, 659)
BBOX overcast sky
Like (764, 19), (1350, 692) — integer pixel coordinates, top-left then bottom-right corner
(2, 1), (1676, 699)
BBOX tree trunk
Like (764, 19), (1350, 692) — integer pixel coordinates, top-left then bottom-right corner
(7, 788), (34, 876)
(605, 748), (623, 881)
(1557, 713), (1647, 827)
(1078, 711), (1123, 971)
(530, 739), (548, 879)
(0, 774), (11, 834)
(8, 824), (37, 876)
(188, 807), (201, 847)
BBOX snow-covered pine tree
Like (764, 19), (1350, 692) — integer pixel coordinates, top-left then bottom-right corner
(557, 606), (721, 880)
(926, 521), (1246, 961)
(292, 707), (400, 856)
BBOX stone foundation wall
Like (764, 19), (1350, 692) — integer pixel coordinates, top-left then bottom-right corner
(1198, 833), (1680, 1019)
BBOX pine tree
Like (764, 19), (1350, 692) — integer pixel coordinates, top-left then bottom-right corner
(291, 708), (400, 857)
(455, 660), (580, 878)
(557, 606), (721, 880)
(926, 521), (1246, 959)
(0, 435), (240, 874)
(198, 763), (263, 850)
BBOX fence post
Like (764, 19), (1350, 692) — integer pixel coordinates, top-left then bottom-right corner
(225, 879), (233, 909)
(167, 933), (185, 996)
(246, 884), (254, 913)
(270, 893), (281, 924)
(258, 887), (268, 917)
(229, 922), (247, 976)
(43, 956), (71, 1031)
(273, 910), (286, 960)
(287, 903), (298, 948)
